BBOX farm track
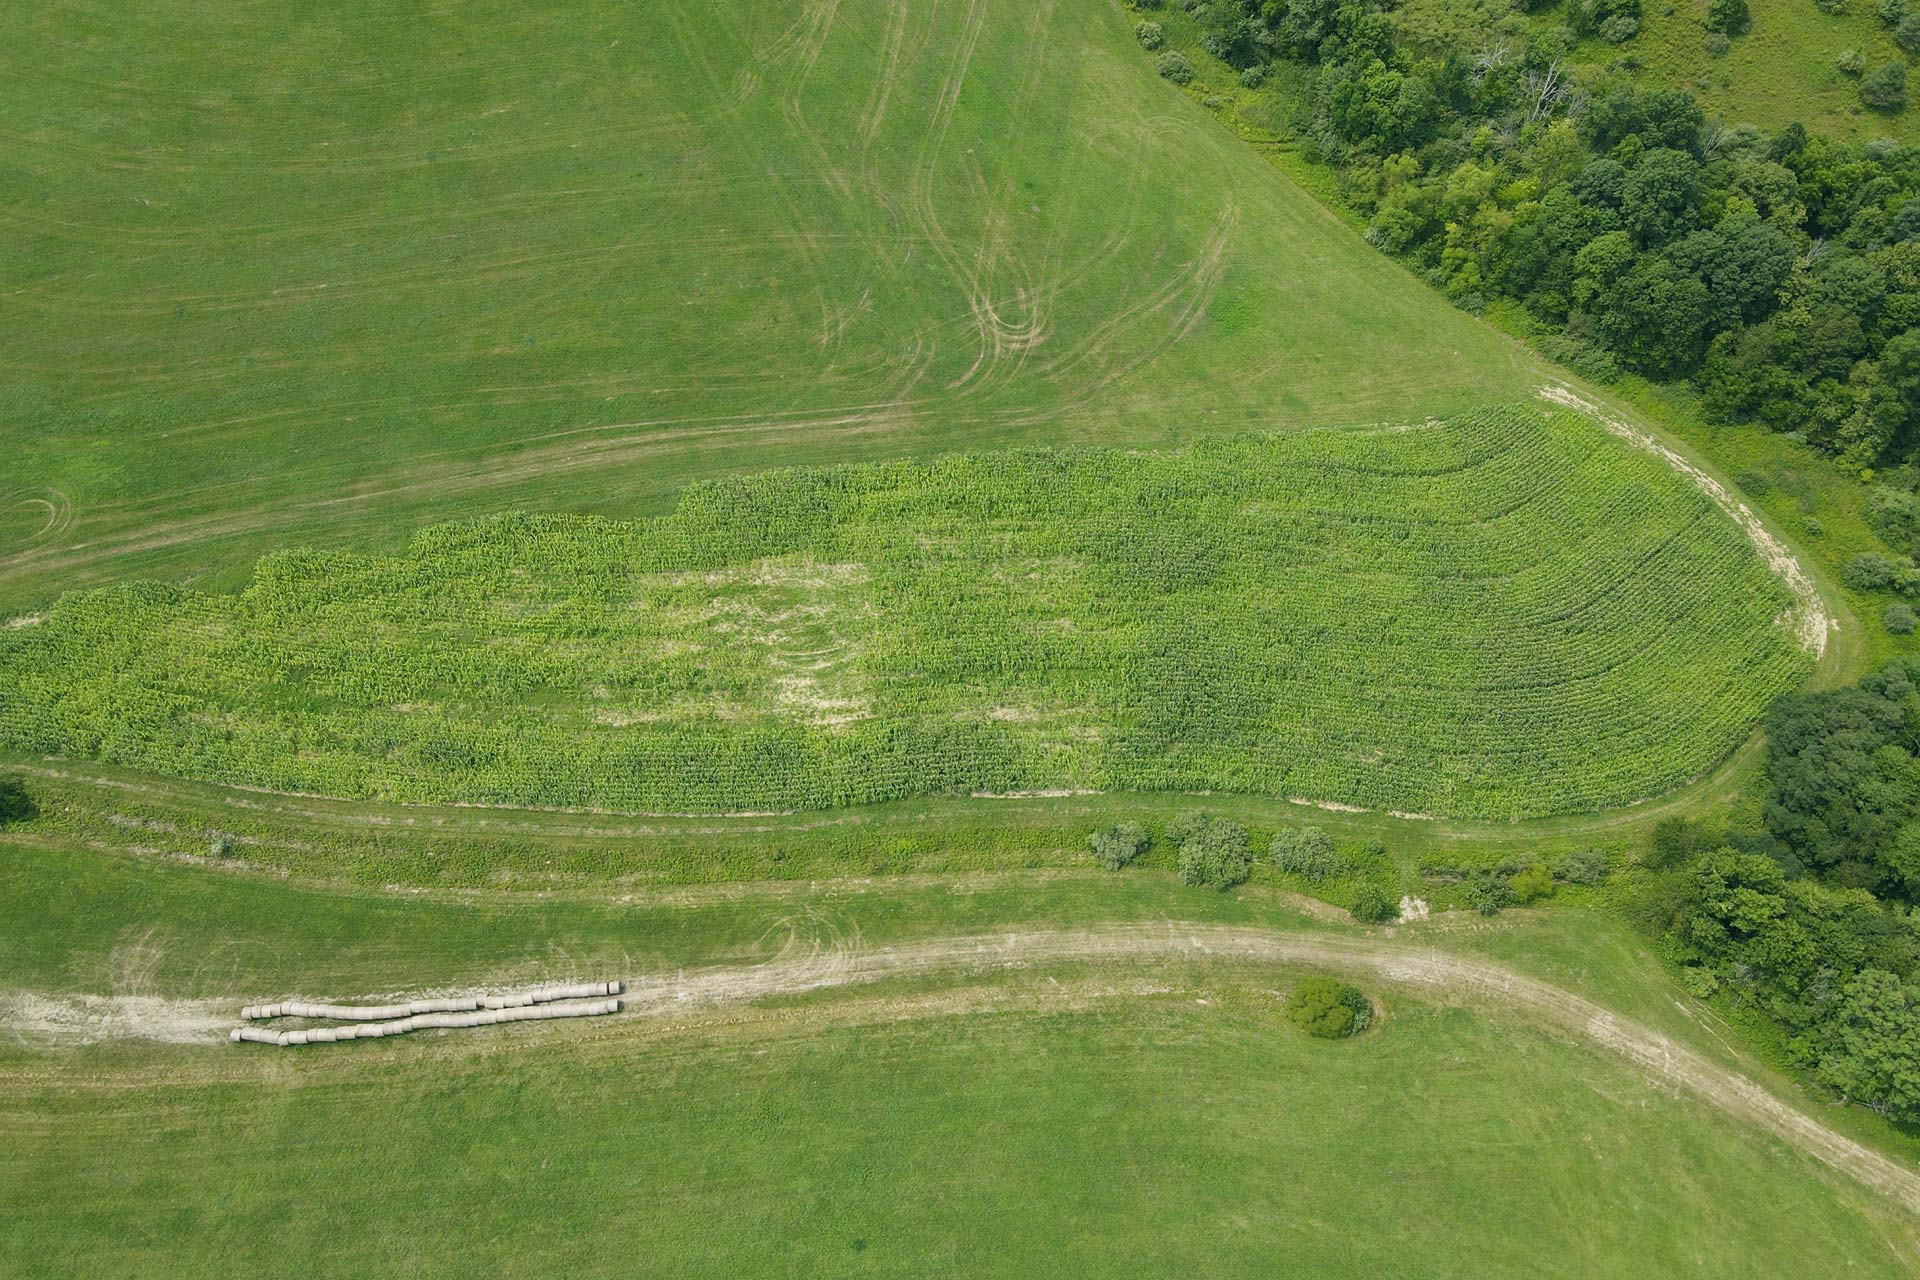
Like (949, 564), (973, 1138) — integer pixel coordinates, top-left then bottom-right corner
(7, 920), (1918, 1217)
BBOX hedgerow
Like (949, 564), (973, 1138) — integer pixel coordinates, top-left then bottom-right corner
(0, 404), (1810, 819)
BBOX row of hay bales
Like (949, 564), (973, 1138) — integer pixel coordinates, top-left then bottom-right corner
(231, 981), (623, 1046)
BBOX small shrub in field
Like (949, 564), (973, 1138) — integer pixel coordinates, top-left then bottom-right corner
(1350, 884), (1399, 923)
(1286, 976), (1372, 1038)
(1862, 61), (1909, 112)
(1156, 51), (1195, 84)
(1553, 847), (1611, 886)
(1135, 20), (1164, 49)
(1816, 0), (1847, 12)
(1599, 13), (1641, 41)
(1839, 49), (1867, 77)
(1886, 603), (1917, 635)
(1465, 869), (1515, 915)
(1165, 810), (1214, 847)
(1089, 822), (1148, 870)
(1272, 825), (1346, 881)
(1898, 12), (1920, 50)
(1648, 815), (1707, 868)
(207, 835), (234, 857)
(1176, 817), (1251, 889)
(1704, 31), (1730, 55)
(1705, 0), (1750, 34)
(1880, 0), (1907, 26)
(1239, 63), (1269, 88)
(1510, 863), (1556, 904)
(0, 776), (32, 826)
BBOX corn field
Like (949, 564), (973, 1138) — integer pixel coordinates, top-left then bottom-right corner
(0, 404), (1812, 819)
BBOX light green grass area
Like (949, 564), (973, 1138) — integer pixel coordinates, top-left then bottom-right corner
(0, 404), (1812, 820)
(1392, 0), (1917, 144)
(3, 841), (1916, 1278)
(6, 995), (1912, 1279)
(0, 0), (1554, 612)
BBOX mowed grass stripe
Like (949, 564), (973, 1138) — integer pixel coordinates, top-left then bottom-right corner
(0, 404), (1811, 820)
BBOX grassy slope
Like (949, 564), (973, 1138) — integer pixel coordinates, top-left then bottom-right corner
(7, 1000), (1911, 1279)
(1393, 0), (1917, 144)
(0, 0), (1549, 611)
(3, 844), (1917, 1277)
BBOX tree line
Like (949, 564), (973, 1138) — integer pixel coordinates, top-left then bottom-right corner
(1148, 0), (1920, 469)
(1648, 659), (1920, 1123)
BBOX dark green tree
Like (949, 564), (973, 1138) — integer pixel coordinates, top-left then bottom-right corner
(1815, 969), (1920, 1121)
(1176, 816), (1252, 890)
(1706, 0), (1751, 34)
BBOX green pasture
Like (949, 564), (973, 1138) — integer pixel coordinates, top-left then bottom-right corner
(0, 0), (1550, 611)
(3, 843), (1917, 1278)
(7, 997), (1912, 1279)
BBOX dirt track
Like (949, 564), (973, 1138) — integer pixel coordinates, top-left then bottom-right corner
(8, 919), (1919, 1214)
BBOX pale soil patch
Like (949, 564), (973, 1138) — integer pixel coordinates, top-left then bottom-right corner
(1398, 896), (1431, 922)
(645, 556), (874, 728)
(2, 612), (45, 629)
(0, 991), (230, 1045)
(1286, 795), (1367, 814)
(1539, 385), (1832, 658)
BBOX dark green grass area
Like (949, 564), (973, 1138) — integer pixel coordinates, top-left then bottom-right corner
(0, 0), (1552, 611)
(3, 992), (1913, 1278)
(0, 405), (1812, 821)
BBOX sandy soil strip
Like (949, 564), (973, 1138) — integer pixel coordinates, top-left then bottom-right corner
(1539, 385), (1831, 657)
(6, 922), (1914, 1212)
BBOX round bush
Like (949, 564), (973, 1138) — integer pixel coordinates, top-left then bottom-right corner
(1553, 848), (1611, 886)
(1465, 869), (1516, 915)
(1886, 603), (1917, 635)
(1599, 13), (1642, 41)
(1135, 19), (1164, 50)
(1845, 550), (1898, 590)
(1176, 816), (1251, 889)
(0, 775), (32, 826)
(1089, 822), (1149, 870)
(1156, 51), (1195, 84)
(1239, 63), (1270, 88)
(1704, 31), (1730, 55)
(1510, 862), (1556, 904)
(1706, 0), (1750, 34)
(1838, 48), (1867, 76)
(1286, 977), (1373, 1038)
(1350, 884), (1399, 923)
(1862, 60), (1909, 111)
(1272, 825), (1346, 882)
(1898, 11), (1920, 50)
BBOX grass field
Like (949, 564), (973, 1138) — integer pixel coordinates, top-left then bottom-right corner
(4, 845), (1918, 1277)
(0, 403), (1814, 820)
(1392, 0), (1918, 144)
(8, 998), (1912, 1278)
(4, 0), (1916, 1268)
(0, 0), (1554, 611)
